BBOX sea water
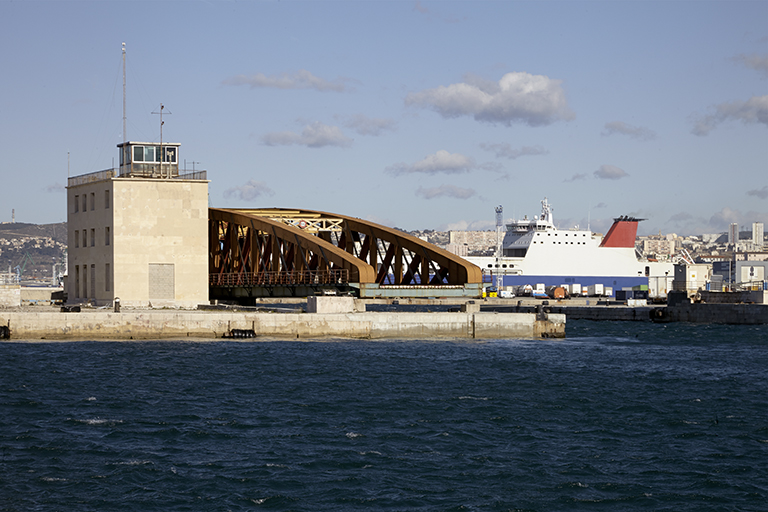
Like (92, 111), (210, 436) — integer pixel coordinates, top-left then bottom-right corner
(1, 320), (766, 511)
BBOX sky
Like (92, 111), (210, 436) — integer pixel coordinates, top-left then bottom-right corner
(0, 0), (766, 237)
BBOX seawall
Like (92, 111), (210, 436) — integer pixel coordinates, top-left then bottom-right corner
(1, 310), (565, 340)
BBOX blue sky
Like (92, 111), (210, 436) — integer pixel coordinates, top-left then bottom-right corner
(1, 0), (766, 236)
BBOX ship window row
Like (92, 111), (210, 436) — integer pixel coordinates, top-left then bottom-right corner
(73, 191), (110, 213)
(73, 263), (110, 299)
(544, 233), (587, 237)
(532, 241), (584, 244)
(74, 227), (110, 248)
(486, 264), (515, 268)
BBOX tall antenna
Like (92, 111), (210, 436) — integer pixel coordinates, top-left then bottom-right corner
(152, 104), (171, 177)
(122, 42), (126, 145)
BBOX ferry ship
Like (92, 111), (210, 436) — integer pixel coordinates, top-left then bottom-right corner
(465, 198), (673, 297)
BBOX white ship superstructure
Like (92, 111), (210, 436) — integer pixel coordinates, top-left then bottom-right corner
(466, 198), (673, 296)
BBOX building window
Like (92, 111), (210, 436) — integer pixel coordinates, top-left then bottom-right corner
(74, 196), (79, 213)
(105, 263), (110, 292)
(90, 193), (95, 211)
(75, 265), (80, 299)
(82, 195), (87, 212)
(90, 264), (96, 298)
(83, 264), (87, 299)
(91, 229), (95, 247)
(105, 226), (110, 246)
(105, 190), (110, 209)
(74, 231), (79, 248)
(83, 230), (87, 248)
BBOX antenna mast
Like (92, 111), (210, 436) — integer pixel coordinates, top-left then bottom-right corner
(495, 205), (504, 260)
(152, 104), (171, 177)
(122, 42), (126, 146)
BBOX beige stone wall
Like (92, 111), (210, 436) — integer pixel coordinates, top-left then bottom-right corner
(67, 181), (114, 305)
(67, 177), (209, 308)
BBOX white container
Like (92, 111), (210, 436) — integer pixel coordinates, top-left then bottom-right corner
(570, 283), (582, 295)
(588, 284), (604, 296)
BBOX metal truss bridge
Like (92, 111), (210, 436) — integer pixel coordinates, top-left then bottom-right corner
(209, 208), (482, 300)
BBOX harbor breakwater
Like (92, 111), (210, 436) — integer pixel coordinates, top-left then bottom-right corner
(0, 309), (565, 340)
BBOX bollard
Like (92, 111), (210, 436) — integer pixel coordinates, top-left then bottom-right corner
(114, 297), (121, 313)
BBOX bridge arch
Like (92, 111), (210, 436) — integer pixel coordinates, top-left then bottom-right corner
(209, 207), (481, 299)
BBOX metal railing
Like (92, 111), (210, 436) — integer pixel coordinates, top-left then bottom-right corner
(67, 168), (116, 187)
(175, 170), (207, 180)
(210, 269), (349, 287)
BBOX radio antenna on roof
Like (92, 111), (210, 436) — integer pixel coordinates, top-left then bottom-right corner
(122, 42), (127, 145)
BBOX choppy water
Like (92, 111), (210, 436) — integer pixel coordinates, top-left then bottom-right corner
(2, 321), (767, 511)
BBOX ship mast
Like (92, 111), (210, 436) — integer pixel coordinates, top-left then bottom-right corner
(495, 205), (503, 260)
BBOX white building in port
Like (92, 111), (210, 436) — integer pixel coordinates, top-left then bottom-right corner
(66, 141), (209, 308)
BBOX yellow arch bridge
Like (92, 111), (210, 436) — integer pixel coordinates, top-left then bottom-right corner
(209, 208), (482, 300)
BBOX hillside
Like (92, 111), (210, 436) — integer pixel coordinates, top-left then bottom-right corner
(0, 222), (67, 283)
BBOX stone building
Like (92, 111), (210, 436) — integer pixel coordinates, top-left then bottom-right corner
(66, 141), (209, 308)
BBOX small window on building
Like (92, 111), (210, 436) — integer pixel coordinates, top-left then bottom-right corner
(82, 265), (87, 299)
(75, 266), (80, 299)
(83, 230), (87, 248)
(105, 226), (110, 246)
(82, 195), (87, 212)
(91, 229), (95, 247)
(74, 231), (79, 248)
(90, 264), (96, 298)
(105, 190), (110, 209)
(90, 193), (95, 211)
(105, 263), (110, 292)
(74, 196), (79, 213)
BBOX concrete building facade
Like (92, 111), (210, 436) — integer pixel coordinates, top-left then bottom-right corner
(67, 141), (209, 308)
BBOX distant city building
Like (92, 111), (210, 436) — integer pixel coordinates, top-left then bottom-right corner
(753, 222), (764, 250)
(642, 238), (675, 257)
(728, 223), (738, 245)
(448, 230), (496, 254)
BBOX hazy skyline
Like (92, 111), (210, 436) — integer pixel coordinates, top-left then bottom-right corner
(1, 0), (766, 236)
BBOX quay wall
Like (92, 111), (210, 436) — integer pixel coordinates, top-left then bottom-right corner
(665, 303), (768, 324)
(1, 310), (564, 340)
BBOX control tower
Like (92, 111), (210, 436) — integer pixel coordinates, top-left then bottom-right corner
(66, 141), (209, 308)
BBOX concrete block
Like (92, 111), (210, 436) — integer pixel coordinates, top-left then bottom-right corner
(307, 296), (356, 313)
(0, 285), (21, 308)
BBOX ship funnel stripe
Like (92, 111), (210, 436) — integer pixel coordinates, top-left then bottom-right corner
(600, 217), (642, 248)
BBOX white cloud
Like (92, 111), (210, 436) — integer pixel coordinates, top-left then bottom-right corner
(602, 121), (656, 140)
(223, 180), (275, 202)
(341, 114), (396, 136)
(440, 218), (495, 231)
(564, 172), (589, 182)
(479, 143), (548, 160)
(405, 71), (574, 127)
(222, 69), (349, 92)
(747, 185), (768, 199)
(44, 183), (65, 193)
(262, 122), (353, 148)
(668, 212), (693, 223)
(691, 95), (768, 135)
(415, 185), (476, 200)
(735, 53), (768, 77)
(594, 165), (629, 180)
(386, 150), (475, 175)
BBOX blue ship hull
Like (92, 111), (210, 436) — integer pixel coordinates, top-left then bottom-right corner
(490, 274), (647, 296)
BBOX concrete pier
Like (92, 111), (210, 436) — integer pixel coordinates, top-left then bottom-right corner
(1, 309), (565, 341)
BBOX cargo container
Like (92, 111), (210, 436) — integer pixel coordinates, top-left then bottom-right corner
(587, 284), (604, 296)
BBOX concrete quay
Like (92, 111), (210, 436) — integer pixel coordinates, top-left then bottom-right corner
(0, 309), (565, 341)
